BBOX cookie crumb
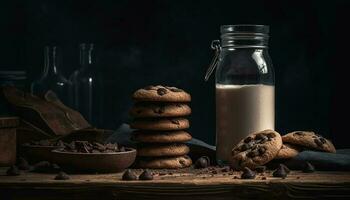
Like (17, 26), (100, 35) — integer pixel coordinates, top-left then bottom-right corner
(54, 171), (70, 180)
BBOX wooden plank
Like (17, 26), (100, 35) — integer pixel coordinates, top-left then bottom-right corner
(0, 168), (350, 200)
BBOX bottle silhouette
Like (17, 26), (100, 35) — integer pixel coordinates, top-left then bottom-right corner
(69, 43), (104, 127)
(31, 46), (71, 105)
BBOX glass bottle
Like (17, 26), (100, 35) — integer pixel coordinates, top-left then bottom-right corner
(31, 46), (71, 105)
(205, 25), (275, 165)
(69, 43), (104, 127)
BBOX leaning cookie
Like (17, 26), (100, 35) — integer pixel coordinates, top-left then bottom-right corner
(137, 143), (190, 157)
(132, 130), (192, 143)
(129, 103), (191, 118)
(230, 129), (282, 170)
(132, 85), (191, 102)
(274, 144), (300, 159)
(282, 131), (336, 153)
(129, 118), (189, 131)
(138, 155), (192, 169)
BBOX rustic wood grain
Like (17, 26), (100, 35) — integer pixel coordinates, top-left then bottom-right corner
(0, 168), (349, 200)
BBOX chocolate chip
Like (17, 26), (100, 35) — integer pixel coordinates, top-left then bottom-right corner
(302, 162), (315, 173)
(228, 172), (234, 175)
(233, 175), (239, 179)
(314, 138), (323, 147)
(294, 131), (304, 136)
(31, 161), (52, 173)
(75, 141), (91, 153)
(244, 137), (253, 143)
(170, 119), (180, 125)
(65, 141), (76, 151)
(179, 159), (186, 166)
(157, 88), (168, 96)
(273, 164), (288, 178)
(259, 136), (268, 143)
(241, 167), (256, 179)
(60, 141), (126, 153)
(55, 140), (65, 147)
(266, 133), (275, 139)
(261, 176), (267, 180)
(247, 150), (259, 157)
(194, 156), (210, 169)
(6, 165), (20, 176)
(139, 170), (153, 180)
(255, 166), (266, 173)
(106, 143), (119, 151)
(93, 142), (106, 151)
(258, 147), (266, 155)
(255, 134), (265, 140)
(280, 164), (290, 174)
(221, 167), (230, 172)
(39, 139), (51, 146)
(122, 169), (137, 180)
(54, 171), (70, 180)
(17, 157), (31, 170)
(319, 137), (327, 144)
(51, 163), (61, 172)
(240, 143), (250, 151)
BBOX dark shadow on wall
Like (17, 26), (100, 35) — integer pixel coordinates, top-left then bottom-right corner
(0, 0), (349, 147)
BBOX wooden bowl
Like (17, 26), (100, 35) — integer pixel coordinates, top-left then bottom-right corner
(20, 144), (61, 163)
(51, 148), (137, 173)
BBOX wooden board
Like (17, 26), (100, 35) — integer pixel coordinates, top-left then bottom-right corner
(0, 168), (350, 200)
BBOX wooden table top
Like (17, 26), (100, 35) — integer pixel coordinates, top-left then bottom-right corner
(1, 168), (350, 200)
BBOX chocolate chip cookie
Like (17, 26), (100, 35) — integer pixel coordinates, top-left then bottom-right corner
(231, 129), (282, 170)
(137, 143), (190, 157)
(129, 103), (191, 118)
(275, 144), (300, 159)
(282, 131), (336, 153)
(132, 85), (191, 102)
(129, 118), (189, 131)
(138, 155), (192, 169)
(132, 130), (192, 143)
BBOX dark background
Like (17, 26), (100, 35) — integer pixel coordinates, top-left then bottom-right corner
(1, 0), (349, 148)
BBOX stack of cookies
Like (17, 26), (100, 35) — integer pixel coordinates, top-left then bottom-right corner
(129, 85), (193, 169)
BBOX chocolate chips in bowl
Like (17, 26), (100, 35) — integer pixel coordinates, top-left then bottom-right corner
(21, 139), (65, 163)
(51, 141), (136, 173)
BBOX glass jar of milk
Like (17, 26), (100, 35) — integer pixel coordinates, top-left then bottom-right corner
(205, 25), (275, 165)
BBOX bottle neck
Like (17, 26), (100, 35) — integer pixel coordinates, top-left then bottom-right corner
(42, 46), (60, 77)
(79, 43), (95, 69)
